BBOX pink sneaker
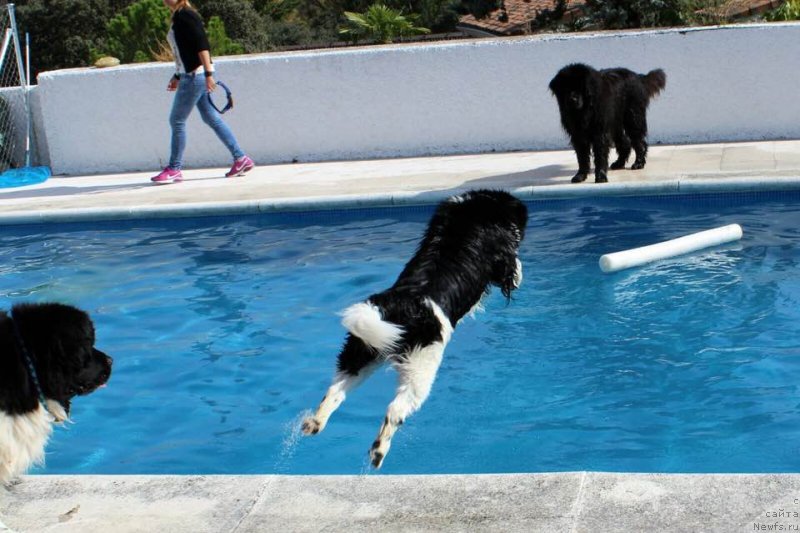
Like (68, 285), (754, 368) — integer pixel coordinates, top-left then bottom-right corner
(226, 155), (254, 177)
(151, 167), (183, 184)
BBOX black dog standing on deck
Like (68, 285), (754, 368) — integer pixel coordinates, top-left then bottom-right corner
(0, 303), (112, 486)
(302, 189), (528, 469)
(549, 63), (666, 183)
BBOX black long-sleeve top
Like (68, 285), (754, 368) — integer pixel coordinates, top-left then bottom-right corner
(170, 8), (211, 74)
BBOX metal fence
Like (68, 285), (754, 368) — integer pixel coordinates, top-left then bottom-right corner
(0, 3), (28, 172)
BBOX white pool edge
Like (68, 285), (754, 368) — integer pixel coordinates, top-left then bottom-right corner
(1, 176), (799, 226)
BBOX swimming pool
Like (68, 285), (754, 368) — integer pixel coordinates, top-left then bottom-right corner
(3, 190), (800, 475)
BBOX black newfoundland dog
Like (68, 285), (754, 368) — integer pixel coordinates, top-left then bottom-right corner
(0, 303), (112, 486)
(302, 189), (528, 469)
(549, 63), (666, 183)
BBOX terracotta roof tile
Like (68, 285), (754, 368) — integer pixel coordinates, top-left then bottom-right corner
(458, 0), (581, 36)
(457, 0), (785, 36)
(703, 0), (784, 17)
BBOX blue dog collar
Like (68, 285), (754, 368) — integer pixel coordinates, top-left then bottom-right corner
(208, 81), (233, 114)
(9, 313), (51, 416)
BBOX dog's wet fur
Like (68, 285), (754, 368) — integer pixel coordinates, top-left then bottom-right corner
(301, 189), (528, 469)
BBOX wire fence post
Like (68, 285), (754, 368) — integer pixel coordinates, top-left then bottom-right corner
(0, 3), (27, 172)
(7, 3), (28, 167)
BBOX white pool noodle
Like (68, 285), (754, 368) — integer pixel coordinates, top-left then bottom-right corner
(599, 224), (743, 273)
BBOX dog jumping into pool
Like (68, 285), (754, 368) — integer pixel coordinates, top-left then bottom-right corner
(0, 303), (112, 487)
(301, 189), (528, 468)
(549, 62), (666, 184)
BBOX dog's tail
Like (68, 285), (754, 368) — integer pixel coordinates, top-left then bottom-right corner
(641, 69), (666, 99)
(341, 302), (404, 353)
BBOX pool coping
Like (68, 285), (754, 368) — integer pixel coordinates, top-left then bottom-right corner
(3, 472), (800, 532)
(1, 175), (799, 225)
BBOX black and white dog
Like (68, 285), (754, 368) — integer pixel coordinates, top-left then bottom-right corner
(302, 189), (528, 468)
(0, 303), (112, 486)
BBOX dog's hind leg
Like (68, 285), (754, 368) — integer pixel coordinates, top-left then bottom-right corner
(626, 108), (649, 170)
(592, 134), (610, 183)
(369, 300), (453, 469)
(302, 335), (379, 436)
(369, 341), (446, 469)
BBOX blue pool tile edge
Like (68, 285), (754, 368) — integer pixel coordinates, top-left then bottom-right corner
(2, 176), (800, 225)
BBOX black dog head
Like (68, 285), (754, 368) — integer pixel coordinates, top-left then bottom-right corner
(451, 190), (528, 300)
(5, 303), (112, 416)
(549, 63), (600, 113)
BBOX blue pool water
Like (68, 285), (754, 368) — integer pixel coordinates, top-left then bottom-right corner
(2, 191), (800, 475)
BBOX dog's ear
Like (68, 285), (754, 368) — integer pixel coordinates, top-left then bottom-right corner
(511, 201), (528, 241)
(0, 316), (41, 415)
(548, 75), (563, 96)
(492, 248), (520, 300)
(583, 72), (603, 109)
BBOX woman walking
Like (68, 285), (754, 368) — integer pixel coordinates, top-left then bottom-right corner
(152, 0), (254, 184)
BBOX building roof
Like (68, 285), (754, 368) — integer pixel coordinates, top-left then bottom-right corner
(456, 0), (786, 37)
(457, 0), (581, 37)
(702, 0), (785, 18)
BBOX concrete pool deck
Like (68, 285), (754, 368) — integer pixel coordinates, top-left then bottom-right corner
(1, 139), (800, 223)
(4, 473), (800, 532)
(1, 139), (800, 532)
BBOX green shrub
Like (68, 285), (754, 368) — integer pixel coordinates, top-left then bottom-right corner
(104, 0), (171, 63)
(765, 0), (800, 20)
(207, 16), (245, 56)
(16, 0), (113, 78)
(577, 0), (684, 29)
(193, 0), (272, 52)
(339, 3), (430, 43)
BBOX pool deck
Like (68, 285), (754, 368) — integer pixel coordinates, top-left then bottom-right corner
(1, 139), (800, 223)
(2, 139), (800, 532)
(4, 473), (800, 532)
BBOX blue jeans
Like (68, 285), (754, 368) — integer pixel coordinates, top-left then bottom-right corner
(168, 73), (244, 170)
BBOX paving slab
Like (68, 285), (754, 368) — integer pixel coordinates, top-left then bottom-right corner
(576, 473), (800, 533)
(237, 473), (580, 532)
(0, 476), (266, 533)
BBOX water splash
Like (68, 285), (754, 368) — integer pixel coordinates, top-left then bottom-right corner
(77, 447), (107, 470)
(273, 409), (310, 473)
(359, 451), (374, 477)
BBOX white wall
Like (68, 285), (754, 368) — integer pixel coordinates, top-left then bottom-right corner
(33, 22), (800, 176)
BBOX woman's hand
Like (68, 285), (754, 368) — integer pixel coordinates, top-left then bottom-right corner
(167, 77), (179, 91)
(205, 75), (216, 93)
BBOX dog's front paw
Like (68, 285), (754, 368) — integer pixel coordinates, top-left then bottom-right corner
(370, 439), (390, 469)
(594, 172), (608, 183)
(301, 417), (323, 436)
(513, 258), (523, 289)
(571, 172), (588, 183)
(610, 159), (626, 170)
(631, 160), (645, 170)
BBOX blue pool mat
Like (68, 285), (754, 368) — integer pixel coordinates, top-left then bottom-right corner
(0, 166), (50, 188)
